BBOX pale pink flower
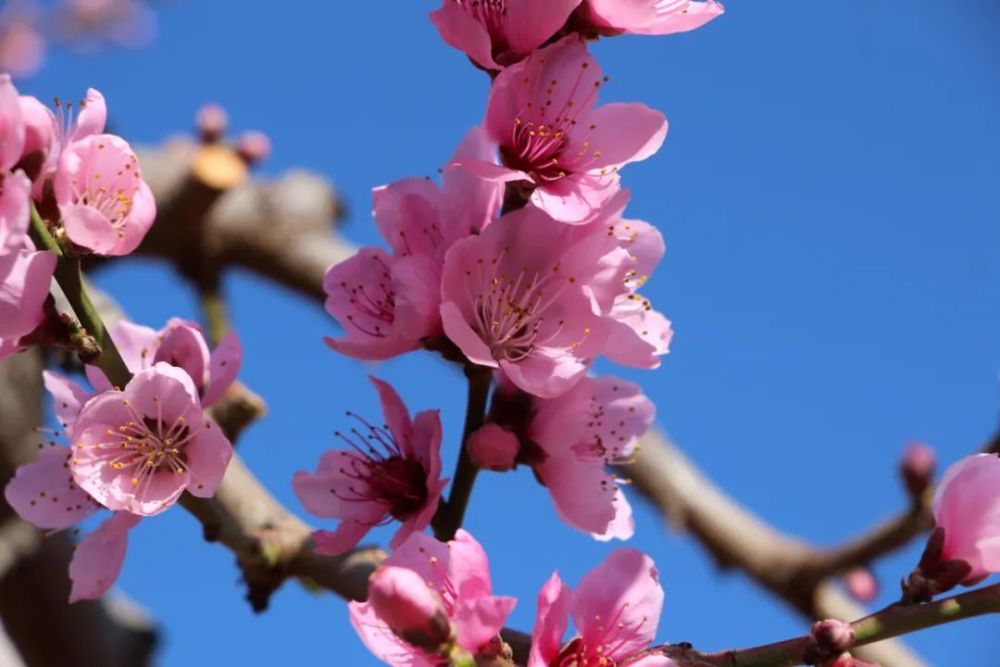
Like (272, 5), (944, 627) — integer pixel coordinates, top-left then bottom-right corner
(529, 549), (671, 667)
(53, 131), (155, 256)
(367, 565), (452, 651)
(0, 73), (26, 171)
(931, 453), (1000, 583)
(0, 4), (44, 78)
(53, 0), (157, 50)
(350, 530), (516, 665)
(4, 440), (142, 602)
(467, 422), (519, 471)
(527, 376), (654, 539)
(578, 0), (725, 37)
(324, 128), (501, 360)
(293, 377), (447, 555)
(69, 362), (233, 516)
(430, 0), (582, 71)
(459, 36), (667, 223)
(85, 317), (242, 407)
(440, 203), (632, 398)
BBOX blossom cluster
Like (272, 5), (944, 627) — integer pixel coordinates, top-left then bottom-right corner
(1, 79), (239, 600)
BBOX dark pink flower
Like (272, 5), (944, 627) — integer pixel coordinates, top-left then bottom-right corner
(69, 362), (233, 516)
(579, 0), (725, 37)
(430, 0), (582, 71)
(293, 377), (447, 555)
(440, 204), (632, 398)
(529, 549), (671, 667)
(467, 422), (519, 471)
(350, 530), (516, 666)
(460, 36), (667, 223)
(324, 128), (501, 361)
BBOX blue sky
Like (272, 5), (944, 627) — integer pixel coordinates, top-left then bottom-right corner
(16, 1), (1000, 665)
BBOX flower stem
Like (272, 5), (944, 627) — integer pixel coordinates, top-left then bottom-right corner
(432, 365), (492, 541)
(638, 582), (1000, 667)
(28, 206), (131, 388)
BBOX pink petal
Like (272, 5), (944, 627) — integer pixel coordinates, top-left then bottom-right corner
(0, 248), (56, 340)
(0, 74), (25, 172)
(369, 376), (415, 457)
(441, 301), (500, 368)
(429, 2), (500, 71)
(627, 658), (679, 667)
(372, 177), (443, 257)
(293, 451), (376, 519)
(202, 329), (242, 406)
(441, 126), (504, 238)
(571, 549), (664, 659)
(43, 370), (90, 432)
(393, 476), (447, 550)
(391, 254), (443, 340)
(504, 0), (582, 55)
(605, 300), (673, 368)
(467, 423), (520, 472)
(349, 601), (436, 667)
(313, 516), (378, 556)
(0, 169), (30, 253)
(536, 451), (624, 537)
(500, 347), (590, 399)
(154, 319), (211, 392)
(453, 595), (518, 652)
(182, 420), (233, 498)
(71, 88), (107, 142)
(68, 511), (141, 603)
(531, 172), (621, 224)
(585, 0), (724, 36)
(571, 103), (668, 170)
(528, 573), (571, 667)
(450, 157), (532, 184)
(4, 444), (99, 530)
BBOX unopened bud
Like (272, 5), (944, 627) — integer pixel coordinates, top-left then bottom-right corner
(899, 442), (935, 500)
(196, 103), (228, 143)
(842, 567), (878, 604)
(811, 619), (855, 658)
(826, 653), (879, 667)
(369, 565), (451, 651)
(467, 423), (519, 472)
(235, 131), (272, 165)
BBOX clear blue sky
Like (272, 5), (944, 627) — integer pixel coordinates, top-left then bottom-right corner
(17, 2), (1000, 665)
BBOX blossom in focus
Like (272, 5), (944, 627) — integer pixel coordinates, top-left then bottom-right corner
(930, 453), (1000, 584)
(577, 0), (725, 37)
(367, 565), (452, 652)
(69, 362), (233, 516)
(350, 530), (516, 666)
(529, 549), (671, 667)
(430, 0), (582, 71)
(440, 203), (632, 398)
(459, 36), (667, 223)
(323, 128), (502, 361)
(293, 377), (447, 555)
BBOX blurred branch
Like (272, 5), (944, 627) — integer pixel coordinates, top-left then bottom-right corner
(0, 352), (158, 666)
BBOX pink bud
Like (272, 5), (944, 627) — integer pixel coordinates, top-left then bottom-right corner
(195, 103), (228, 143)
(900, 442), (936, 500)
(811, 619), (855, 657)
(467, 423), (519, 472)
(368, 565), (451, 651)
(826, 653), (879, 667)
(235, 131), (271, 165)
(842, 567), (878, 603)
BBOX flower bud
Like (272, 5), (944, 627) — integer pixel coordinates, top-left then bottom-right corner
(235, 131), (272, 165)
(811, 619), (855, 657)
(899, 442), (935, 500)
(195, 103), (228, 143)
(842, 567), (878, 604)
(826, 653), (879, 667)
(369, 565), (451, 651)
(467, 423), (519, 472)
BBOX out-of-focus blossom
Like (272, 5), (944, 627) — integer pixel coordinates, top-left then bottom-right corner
(52, 0), (157, 51)
(0, 2), (45, 78)
(293, 377), (447, 555)
(930, 453), (1000, 583)
(458, 37), (667, 223)
(577, 0), (724, 37)
(430, 0), (582, 71)
(529, 549), (671, 667)
(323, 127), (501, 361)
(350, 530), (516, 666)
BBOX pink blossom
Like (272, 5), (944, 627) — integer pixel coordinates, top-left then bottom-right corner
(467, 422), (519, 471)
(0, 73), (26, 171)
(53, 131), (155, 256)
(460, 36), (667, 223)
(17, 94), (58, 183)
(578, 0), (725, 37)
(368, 565), (452, 651)
(85, 317), (242, 407)
(931, 453), (1000, 583)
(293, 377), (447, 555)
(350, 530), (516, 665)
(324, 128), (501, 361)
(440, 203), (632, 398)
(430, 0), (582, 71)
(0, 6), (45, 78)
(68, 510), (141, 602)
(529, 549), (670, 667)
(69, 362), (233, 516)
(528, 376), (654, 539)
